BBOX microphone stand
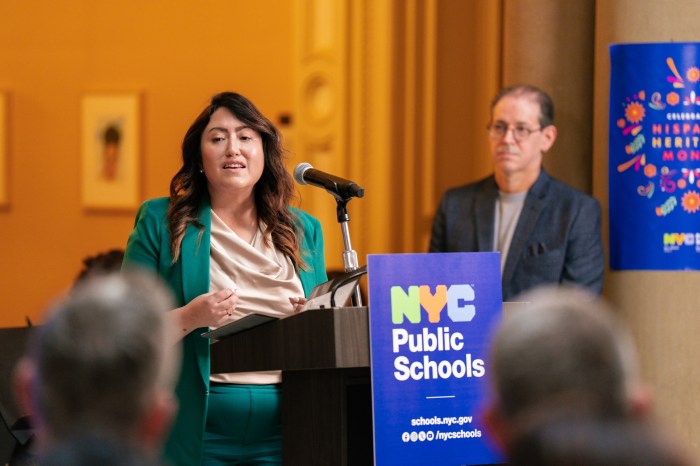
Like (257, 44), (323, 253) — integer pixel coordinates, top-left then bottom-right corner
(336, 198), (363, 307)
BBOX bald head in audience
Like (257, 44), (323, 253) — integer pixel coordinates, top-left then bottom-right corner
(14, 271), (181, 457)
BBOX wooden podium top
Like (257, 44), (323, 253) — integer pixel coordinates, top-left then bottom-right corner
(210, 306), (370, 374)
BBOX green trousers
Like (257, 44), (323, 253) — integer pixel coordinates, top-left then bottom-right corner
(202, 383), (282, 465)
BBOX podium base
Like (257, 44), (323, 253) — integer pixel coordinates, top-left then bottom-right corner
(283, 367), (373, 465)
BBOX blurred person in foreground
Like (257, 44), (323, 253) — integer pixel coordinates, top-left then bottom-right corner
(483, 285), (652, 456)
(122, 92), (327, 465)
(13, 271), (180, 465)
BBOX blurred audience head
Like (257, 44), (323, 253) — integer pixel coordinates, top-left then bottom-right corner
(485, 285), (650, 452)
(14, 270), (180, 455)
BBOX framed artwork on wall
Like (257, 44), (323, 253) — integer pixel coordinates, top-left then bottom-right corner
(0, 93), (7, 207)
(81, 93), (140, 209)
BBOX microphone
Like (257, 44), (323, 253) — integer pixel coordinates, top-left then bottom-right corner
(294, 163), (365, 200)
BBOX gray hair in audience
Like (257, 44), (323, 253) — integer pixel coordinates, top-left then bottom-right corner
(489, 285), (640, 422)
(27, 271), (179, 442)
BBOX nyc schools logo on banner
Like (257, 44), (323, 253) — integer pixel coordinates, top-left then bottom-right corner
(609, 42), (700, 270)
(367, 252), (503, 466)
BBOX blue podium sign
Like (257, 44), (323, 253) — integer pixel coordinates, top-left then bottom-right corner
(367, 252), (504, 466)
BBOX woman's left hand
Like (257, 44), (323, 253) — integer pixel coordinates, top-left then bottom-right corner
(289, 297), (307, 313)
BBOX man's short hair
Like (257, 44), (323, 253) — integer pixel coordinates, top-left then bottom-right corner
(490, 84), (555, 128)
(27, 271), (179, 442)
(489, 285), (639, 423)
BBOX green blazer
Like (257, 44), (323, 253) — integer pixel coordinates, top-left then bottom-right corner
(122, 197), (327, 466)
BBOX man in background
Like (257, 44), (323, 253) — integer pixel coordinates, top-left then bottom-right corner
(429, 84), (604, 300)
(13, 271), (180, 464)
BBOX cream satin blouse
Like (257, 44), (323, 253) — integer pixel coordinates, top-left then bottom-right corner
(209, 210), (304, 384)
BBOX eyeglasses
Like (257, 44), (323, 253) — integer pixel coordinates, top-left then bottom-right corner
(487, 122), (542, 142)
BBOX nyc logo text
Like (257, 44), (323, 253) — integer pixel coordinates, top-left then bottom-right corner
(389, 284), (485, 382)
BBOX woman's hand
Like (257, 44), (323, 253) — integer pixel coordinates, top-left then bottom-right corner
(289, 296), (307, 314)
(173, 289), (238, 338)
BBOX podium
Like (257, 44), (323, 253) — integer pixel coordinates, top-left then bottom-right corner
(210, 306), (373, 465)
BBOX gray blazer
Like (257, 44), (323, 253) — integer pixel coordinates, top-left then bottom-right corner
(429, 170), (604, 300)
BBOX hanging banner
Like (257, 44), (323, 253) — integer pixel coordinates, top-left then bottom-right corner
(610, 42), (700, 270)
(367, 252), (503, 466)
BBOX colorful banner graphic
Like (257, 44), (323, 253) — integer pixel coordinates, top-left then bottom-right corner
(367, 252), (503, 466)
(610, 43), (700, 270)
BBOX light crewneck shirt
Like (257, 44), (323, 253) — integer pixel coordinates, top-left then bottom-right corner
(493, 191), (527, 273)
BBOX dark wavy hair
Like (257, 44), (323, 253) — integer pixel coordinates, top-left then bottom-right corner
(166, 92), (304, 267)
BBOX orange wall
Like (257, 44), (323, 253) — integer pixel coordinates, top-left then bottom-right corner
(434, 0), (501, 201)
(0, 1), (293, 326)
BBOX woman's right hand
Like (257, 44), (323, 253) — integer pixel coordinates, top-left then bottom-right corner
(173, 289), (238, 338)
